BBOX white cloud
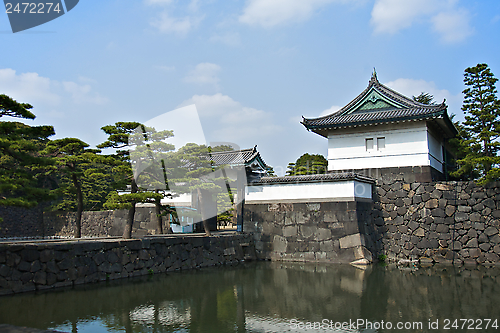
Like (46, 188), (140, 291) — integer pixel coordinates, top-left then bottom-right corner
(151, 12), (200, 35)
(239, 0), (339, 28)
(370, 0), (473, 43)
(431, 9), (473, 43)
(0, 68), (60, 106)
(371, 0), (437, 34)
(63, 81), (108, 105)
(0, 68), (108, 119)
(184, 63), (221, 87)
(320, 105), (341, 117)
(178, 93), (281, 142)
(384, 78), (463, 116)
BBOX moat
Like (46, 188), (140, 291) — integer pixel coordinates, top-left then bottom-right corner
(0, 262), (499, 333)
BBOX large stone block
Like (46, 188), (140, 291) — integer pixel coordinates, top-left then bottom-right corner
(273, 235), (287, 253)
(339, 234), (366, 249)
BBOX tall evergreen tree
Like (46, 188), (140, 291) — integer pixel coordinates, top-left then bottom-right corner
(98, 122), (174, 239)
(0, 95), (55, 223)
(452, 63), (500, 184)
(43, 138), (116, 238)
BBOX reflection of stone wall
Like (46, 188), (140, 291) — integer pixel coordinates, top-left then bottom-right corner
(243, 201), (374, 264)
(367, 265), (500, 326)
(0, 233), (254, 296)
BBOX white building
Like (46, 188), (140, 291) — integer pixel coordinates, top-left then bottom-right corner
(301, 72), (457, 181)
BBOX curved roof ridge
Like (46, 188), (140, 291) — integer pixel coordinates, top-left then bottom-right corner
(302, 73), (440, 123)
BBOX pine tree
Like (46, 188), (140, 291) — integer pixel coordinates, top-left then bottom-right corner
(452, 63), (500, 184)
(98, 122), (174, 238)
(0, 95), (56, 223)
(412, 92), (435, 105)
(43, 138), (116, 238)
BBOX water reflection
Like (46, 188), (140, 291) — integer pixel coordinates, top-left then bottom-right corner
(0, 262), (499, 332)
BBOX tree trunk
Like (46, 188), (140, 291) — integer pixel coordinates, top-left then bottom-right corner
(72, 172), (83, 238)
(197, 188), (211, 236)
(154, 190), (163, 235)
(123, 180), (138, 239)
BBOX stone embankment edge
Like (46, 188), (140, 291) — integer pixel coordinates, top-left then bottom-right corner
(0, 233), (255, 296)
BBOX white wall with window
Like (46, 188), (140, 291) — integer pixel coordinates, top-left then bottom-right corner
(327, 121), (445, 171)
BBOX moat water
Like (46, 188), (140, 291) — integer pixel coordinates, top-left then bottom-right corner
(0, 261), (499, 333)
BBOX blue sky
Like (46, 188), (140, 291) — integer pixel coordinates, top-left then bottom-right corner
(1, 0), (499, 175)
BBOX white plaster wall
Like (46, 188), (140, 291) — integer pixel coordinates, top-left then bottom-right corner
(245, 180), (372, 203)
(160, 193), (192, 207)
(327, 122), (434, 171)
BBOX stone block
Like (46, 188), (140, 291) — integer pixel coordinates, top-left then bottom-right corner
(465, 238), (478, 248)
(479, 243), (491, 251)
(436, 183), (452, 191)
(339, 234), (366, 249)
(455, 212), (468, 222)
(469, 212), (481, 222)
(445, 205), (456, 216)
(478, 233), (488, 243)
(431, 189), (443, 199)
(485, 226), (498, 236)
(283, 226), (298, 238)
(436, 224), (449, 233)
(315, 228), (332, 241)
(307, 203), (320, 211)
(414, 228), (425, 237)
(485, 253), (500, 262)
(300, 225), (315, 239)
(431, 208), (445, 218)
(273, 235), (287, 253)
(458, 205), (472, 212)
(353, 246), (373, 262)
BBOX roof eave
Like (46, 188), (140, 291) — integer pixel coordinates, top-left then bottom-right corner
(303, 109), (450, 132)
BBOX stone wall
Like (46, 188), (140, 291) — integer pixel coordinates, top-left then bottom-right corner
(0, 233), (254, 296)
(371, 178), (500, 265)
(243, 200), (374, 264)
(1, 207), (174, 239)
(0, 205), (45, 238)
(43, 207), (172, 238)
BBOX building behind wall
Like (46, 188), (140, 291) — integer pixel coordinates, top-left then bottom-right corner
(301, 71), (458, 182)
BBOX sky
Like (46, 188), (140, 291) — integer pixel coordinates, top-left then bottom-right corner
(1, 0), (500, 176)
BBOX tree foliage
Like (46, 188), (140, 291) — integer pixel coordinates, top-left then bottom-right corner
(286, 153), (327, 176)
(451, 63), (500, 184)
(98, 122), (174, 238)
(43, 138), (116, 237)
(412, 92), (435, 105)
(0, 95), (56, 222)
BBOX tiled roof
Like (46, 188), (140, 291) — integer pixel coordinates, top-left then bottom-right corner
(249, 172), (375, 184)
(302, 72), (457, 136)
(303, 105), (447, 128)
(210, 146), (269, 168)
